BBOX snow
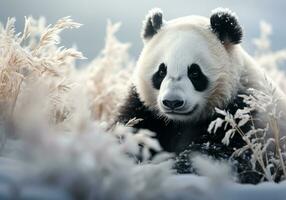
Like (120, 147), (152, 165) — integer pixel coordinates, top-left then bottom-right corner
(165, 175), (286, 200)
(0, 134), (284, 200)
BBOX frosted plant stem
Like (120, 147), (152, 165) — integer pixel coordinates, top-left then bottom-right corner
(235, 125), (273, 182)
(10, 75), (23, 118)
(250, 116), (269, 165)
(269, 116), (286, 178)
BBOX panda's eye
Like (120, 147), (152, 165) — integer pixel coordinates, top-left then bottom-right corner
(158, 63), (167, 77)
(188, 63), (209, 92)
(188, 63), (201, 79)
(152, 63), (167, 89)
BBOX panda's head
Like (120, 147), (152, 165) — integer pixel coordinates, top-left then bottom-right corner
(134, 8), (244, 122)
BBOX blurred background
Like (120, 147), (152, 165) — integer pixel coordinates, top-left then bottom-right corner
(0, 0), (285, 64)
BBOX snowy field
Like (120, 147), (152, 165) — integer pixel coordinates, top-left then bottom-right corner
(0, 11), (286, 200)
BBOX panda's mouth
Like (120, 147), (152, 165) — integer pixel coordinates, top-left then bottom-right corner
(165, 104), (198, 116)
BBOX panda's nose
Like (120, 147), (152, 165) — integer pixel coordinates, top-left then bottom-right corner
(162, 99), (184, 110)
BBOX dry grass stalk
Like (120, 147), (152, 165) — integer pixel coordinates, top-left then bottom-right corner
(85, 20), (134, 122)
(0, 16), (86, 132)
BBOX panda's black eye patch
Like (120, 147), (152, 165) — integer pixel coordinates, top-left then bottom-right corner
(152, 63), (167, 89)
(188, 64), (201, 79)
(188, 64), (209, 92)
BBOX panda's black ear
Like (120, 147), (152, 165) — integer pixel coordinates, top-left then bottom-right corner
(210, 8), (243, 45)
(142, 8), (164, 41)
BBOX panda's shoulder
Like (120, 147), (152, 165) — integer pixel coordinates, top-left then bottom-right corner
(117, 86), (147, 123)
(117, 86), (165, 129)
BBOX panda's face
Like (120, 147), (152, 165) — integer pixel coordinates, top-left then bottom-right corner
(135, 10), (243, 122)
(155, 61), (208, 122)
(136, 30), (218, 122)
(156, 61), (209, 121)
(155, 31), (213, 122)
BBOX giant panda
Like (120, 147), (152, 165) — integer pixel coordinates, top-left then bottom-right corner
(115, 7), (286, 174)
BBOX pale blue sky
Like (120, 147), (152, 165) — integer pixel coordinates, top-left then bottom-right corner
(0, 0), (285, 65)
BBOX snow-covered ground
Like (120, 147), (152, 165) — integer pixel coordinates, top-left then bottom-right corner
(0, 133), (285, 200)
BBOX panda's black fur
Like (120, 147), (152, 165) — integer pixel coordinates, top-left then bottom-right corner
(142, 8), (164, 40)
(117, 86), (248, 154)
(210, 8), (243, 45)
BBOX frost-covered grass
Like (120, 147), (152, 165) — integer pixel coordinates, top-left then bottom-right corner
(208, 22), (286, 183)
(209, 86), (286, 182)
(0, 16), (286, 199)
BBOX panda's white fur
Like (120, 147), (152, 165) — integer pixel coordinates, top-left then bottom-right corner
(117, 8), (286, 154)
(135, 13), (259, 122)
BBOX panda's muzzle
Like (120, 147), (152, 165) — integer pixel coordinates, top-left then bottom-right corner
(164, 104), (198, 116)
(162, 99), (184, 110)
